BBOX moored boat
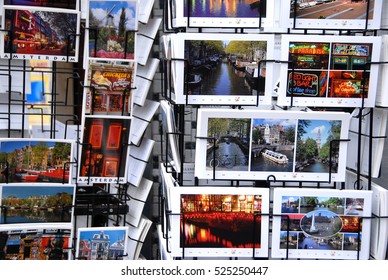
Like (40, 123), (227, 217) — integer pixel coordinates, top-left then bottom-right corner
(15, 171), (39, 182)
(261, 149), (288, 164)
(187, 74), (202, 89)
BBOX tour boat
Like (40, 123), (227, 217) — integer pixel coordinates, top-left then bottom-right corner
(261, 150), (288, 164)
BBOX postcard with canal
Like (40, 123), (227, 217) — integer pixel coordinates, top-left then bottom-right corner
(170, 186), (270, 258)
(195, 109), (351, 182)
(0, 139), (74, 184)
(0, 185), (75, 225)
(171, 33), (275, 106)
(272, 187), (372, 260)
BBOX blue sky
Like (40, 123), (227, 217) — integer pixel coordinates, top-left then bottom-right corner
(89, 0), (137, 30)
(304, 210), (339, 218)
(79, 228), (126, 245)
(298, 119), (332, 147)
(0, 141), (56, 153)
(282, 196), (299, 204)
(252, 118), (297, 128)
(2, 186), (74, 198)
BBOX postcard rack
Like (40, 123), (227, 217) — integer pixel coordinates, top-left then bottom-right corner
(0, 59), (132, 233)
(157, 0), (388, 260)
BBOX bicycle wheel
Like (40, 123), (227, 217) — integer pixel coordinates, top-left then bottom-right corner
(209, 158), (219, 168)
(224, 157), (234, 168)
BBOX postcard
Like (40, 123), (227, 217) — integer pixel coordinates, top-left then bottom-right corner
(127, 215), (152, 260)
(87, 0), (137, 62)
(160, 162), (175, 236)
(1, 7), (80, 62)
(76, 226), (128, 260)
(173, 0), (275, 29)
(125, 178), (153, 228)
(129, 99), (160, 146)
(277, 35), (381, 107)
(3, 0), (79, 10)
(195, 108), (351, 182)
(136, 18), (162, 66)
(78, 116), (130, 184)
(127, 138), (154, 187)
(171, 33), (275, 105)
(160, 100), (181, 173)
(133, 58), (159, 106)
(138, 0), (154, 24)
(271, 187), (372, 260)
(376, 35), (388, 107)
(170, 186), (270, 258)
(345, 170), (388, 260)
(0, 184), (75, 225)
(0, 224), (73, 260)
(346, 108), (388, 178)
(83, 61), (135, 115)
(287, 0), (383, 30)
(0, 138), (74, 184)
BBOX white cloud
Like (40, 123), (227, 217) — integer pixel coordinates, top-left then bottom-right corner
(311, 125), (326, 134)
(92, 7), (136, 30)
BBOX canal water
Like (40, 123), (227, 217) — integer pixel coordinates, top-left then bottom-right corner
(181, 221), (260, 248)
(250, 150), (294, 172)
(299, 206), (344, 215)
(207, 142), (249, 170)
(184, 0), (262, 18)
(191, 62), (254, 96)
(0, 209), (71, 224)
(299, 162), (333, 173)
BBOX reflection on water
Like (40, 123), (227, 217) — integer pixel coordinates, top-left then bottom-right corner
(181, 221), (261, 248)
(191, 63), (254, 96)
(281, 206), (299, 213)
(300, 162), (331, 173)
(207, 142), (249, 171)
(300, 206), (344, 215)
(184, 0), (263, 18)
(1, 209), (71, 224)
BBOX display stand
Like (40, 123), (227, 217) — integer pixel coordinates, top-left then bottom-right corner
(158, 2), (388, 260)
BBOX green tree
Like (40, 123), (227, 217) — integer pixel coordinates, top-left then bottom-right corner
(31, 143), (49, 169)
(208, 118), (229, 138)
(303, 197), (317, 207)
(229, 118), (251, 139)
(284, 126), (296, 144)
(304, 138), (318, 159)
(319, 121), (342, 161)
(225, 41), (266, 60)
(296, 140), (306, 162)
(252, 128), (262, 144)
(297, 120), (311, 140)
(319, 142), (330, 160)
(118, 7), (127, 39)
(52, 143), (71, 166)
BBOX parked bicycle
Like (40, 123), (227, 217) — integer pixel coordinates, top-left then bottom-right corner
(209, 155), (234, 169)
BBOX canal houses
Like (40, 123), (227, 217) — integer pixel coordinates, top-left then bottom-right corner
(77, 229), (127, 260)
(184, 39), (267, 96)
